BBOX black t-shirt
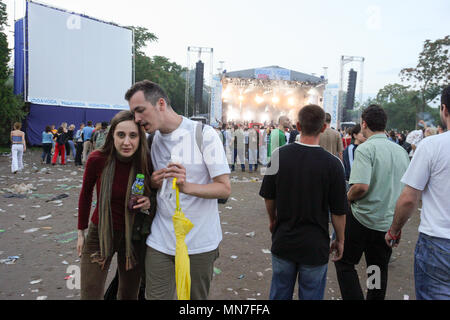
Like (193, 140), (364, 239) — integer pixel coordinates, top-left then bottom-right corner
(259, 142), (349, 266)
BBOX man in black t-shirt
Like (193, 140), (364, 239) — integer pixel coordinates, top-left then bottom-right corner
(259, 104), (348, 300)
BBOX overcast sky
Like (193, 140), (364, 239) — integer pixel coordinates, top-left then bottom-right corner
(4, 0), (450, 97)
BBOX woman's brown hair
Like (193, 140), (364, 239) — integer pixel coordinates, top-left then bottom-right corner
(99, 110), (151, 195)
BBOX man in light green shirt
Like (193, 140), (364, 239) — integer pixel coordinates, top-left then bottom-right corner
(335, 104), (410, 300)
(268, 116), (289, 161)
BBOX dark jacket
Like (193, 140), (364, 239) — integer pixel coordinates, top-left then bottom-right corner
(343, 143), (358, 181)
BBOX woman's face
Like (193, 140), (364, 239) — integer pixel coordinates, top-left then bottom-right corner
(114, 120), (140, 158)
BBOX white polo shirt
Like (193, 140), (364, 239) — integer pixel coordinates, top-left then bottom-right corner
(401, 131), (450, 239)
(147, 117), (230, 255)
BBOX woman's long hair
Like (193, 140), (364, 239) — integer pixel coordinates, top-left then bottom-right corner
(99, 111), (151, 195)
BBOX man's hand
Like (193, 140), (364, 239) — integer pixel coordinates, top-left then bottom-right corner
(385, 229), (401, 248)
(150, 168), (167, 189)
(330, 240), (344, 262)
(165, 163), (188, 192)
(269, 218), (277, 234)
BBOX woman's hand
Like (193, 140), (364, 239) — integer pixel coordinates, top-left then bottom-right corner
(132, 195), (151, 211)
(77, 230), (85, 257)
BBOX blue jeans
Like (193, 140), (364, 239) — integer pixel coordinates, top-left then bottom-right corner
(414, 233), (450, 300)
(270, 254), (328, 300)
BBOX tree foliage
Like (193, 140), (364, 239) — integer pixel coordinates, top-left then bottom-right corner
(130, 26), (188, 115)
(0, 0), (26, 146)
(373, 83), (439, 131)
(400, 36), (450, 108)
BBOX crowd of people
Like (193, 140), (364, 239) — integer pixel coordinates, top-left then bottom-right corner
(7, 81), (449, 301)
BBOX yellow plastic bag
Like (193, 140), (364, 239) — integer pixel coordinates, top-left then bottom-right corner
(172, 178), (194, 300)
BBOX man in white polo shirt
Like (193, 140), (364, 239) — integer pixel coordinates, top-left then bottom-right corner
(126, 80), (231, 300)
(386, 86), (450, 300)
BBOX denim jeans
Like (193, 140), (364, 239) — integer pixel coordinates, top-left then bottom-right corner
(414, 232), (450, 300)
(270, 254), (328, 300)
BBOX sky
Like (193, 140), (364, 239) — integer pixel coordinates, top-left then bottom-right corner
(4, 0), (450, 98)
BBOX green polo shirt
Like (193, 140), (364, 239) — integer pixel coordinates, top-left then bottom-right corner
(349, 133), (410, 232)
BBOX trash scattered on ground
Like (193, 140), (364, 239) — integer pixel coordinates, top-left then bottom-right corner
(37, 215), (52, 221)
(214, 267), (222, 275)
(41, 227), (52, 230)
(31, 205), (41, 208)
(256, 272), (264, 278)
(2, 183), (36, 195)
(46, 194), (69, 202)
(0, 256), (20, 264)
(261, 249), (271, 254)
(225, 206), (232, 210)
(224, 232), (238, 235)
(230, 255), (238, 259)
(24, 228), (40, 233)
(230, 197), (237, 201)
(30, 279), (42, 285)
(0, 208), (5, 212)
(36, 296), (47, 300)
(0, 229), (5, 233)
(53, 231), (78, 244)
(404, 295), (410, 300)
(3, 194), (27, 199)
(19, 215), (26, 220)
(245, 231), (255, 238)
(61, 260), (69, 265)
(238, 274), (245, 279)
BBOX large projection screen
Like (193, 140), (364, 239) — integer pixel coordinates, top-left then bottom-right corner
(27, 1), (133, 110)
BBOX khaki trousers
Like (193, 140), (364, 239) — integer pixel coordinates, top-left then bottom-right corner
(145, 245), (219, 300)
(82, 140), (92, 163)
(80, 224), (142, 300)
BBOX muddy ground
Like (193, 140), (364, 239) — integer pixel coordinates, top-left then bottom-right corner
(0, 149), (419, 300)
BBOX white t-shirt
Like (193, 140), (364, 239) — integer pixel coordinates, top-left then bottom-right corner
(147, 117), (231, 255)
(401, 131), (450, 239)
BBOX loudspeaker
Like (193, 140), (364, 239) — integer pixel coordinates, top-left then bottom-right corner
(194, 61), (204, 115)
(345, 69), (357, 110)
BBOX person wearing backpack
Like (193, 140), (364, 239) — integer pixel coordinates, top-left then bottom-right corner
(92, 122), (109, 150)
(126, 80), (231, 300)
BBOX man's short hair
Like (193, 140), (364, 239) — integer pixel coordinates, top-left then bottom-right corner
(442, 85), (450, 111)
(298, 104), (325, 136)
(350, 124), (362, 139)
(361, 104), (387, 132)
(325, 113), (331, 123)
(125, 80), (171, 107)
(87, 121), (92, 126)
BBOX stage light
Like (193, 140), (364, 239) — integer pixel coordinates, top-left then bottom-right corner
(255, 95), (264, 104)
(239, 95), (244, 101)
(272, 96), (280, 104)
(288, 97), (295, 106)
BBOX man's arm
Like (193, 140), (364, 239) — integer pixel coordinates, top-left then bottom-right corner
(347, 183), (369, 202)
(330, 213), (346, 261)
(385, 185), (422, 247)
(165, 163), (231, 199)
(264, 199), (277, 233)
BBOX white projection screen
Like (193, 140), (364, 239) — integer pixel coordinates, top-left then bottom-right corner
(26, 1), (133, 109)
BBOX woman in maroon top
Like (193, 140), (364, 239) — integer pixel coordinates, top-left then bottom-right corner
(77, 110), (152, 300)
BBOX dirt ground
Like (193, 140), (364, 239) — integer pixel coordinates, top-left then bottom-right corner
(0, 149), (419, 300)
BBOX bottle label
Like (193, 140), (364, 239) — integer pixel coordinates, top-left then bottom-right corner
(132, 179), (144, 195)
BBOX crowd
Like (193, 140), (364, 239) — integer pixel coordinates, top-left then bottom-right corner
(7, 81), (450, 301)
(9, 120), (110, 173)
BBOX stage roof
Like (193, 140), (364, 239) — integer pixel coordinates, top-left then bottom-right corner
(223, 65), (324, 83)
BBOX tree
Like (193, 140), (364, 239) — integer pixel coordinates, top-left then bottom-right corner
(400, 36), (450, 123)
(131, 26), (188, 115)
(374, 83), (440, 131)
(0, 0), (26, 145)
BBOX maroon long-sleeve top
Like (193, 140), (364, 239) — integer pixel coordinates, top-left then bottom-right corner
(78, 150), (132, 231)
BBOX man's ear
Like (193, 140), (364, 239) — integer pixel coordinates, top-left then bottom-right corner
(320, 122), (327, 133)
(296, 122), (301, 132)
(158, 98), (166, 112)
